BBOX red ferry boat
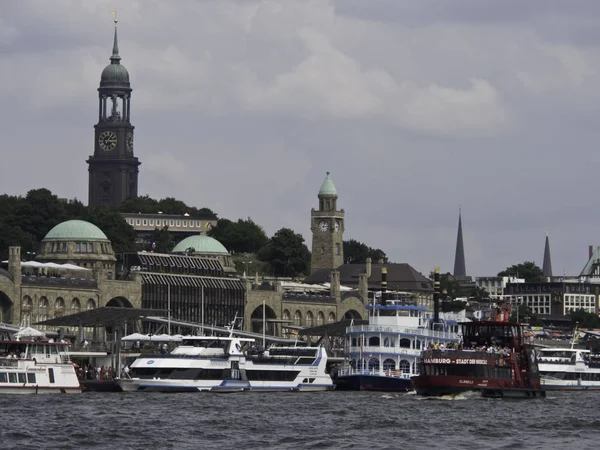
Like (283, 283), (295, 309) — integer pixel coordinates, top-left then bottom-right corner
(411, 321), (546, 398)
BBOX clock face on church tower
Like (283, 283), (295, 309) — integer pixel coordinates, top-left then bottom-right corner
(319, 221), (329, 232)
(334, 221), (340, 232)
(126, 132), (134, 152)
(98, 131), (117, 151)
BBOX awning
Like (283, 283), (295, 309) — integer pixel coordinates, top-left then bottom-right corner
(34, 307), (166, 327)
(140, 273), (245, 290)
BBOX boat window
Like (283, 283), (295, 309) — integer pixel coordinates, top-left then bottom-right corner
(400, 360), (411, 374)
(295, 357), (316, 365)
(50, 346), (58, 355)
(0, 373), (6, 382)
(368, 337), (380, 347)
(383, 359), (396, 371)
(27, 373), (36, 383)
(351, 338), (357, 347)
(8, 373), (17, 383)
(383, 338), (390, 347)
(17, 373), (26, 383)
(368, 358), (379, 370)
(48, 368), (55, 384)
(399, 338), (411, 349)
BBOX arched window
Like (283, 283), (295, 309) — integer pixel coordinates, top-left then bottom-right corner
(22, 296), (33, 310)
(400, 338), (411, 348)
(282, 310), (291, 321)
(328, 312), (336, 323)
(383, 337), (390, 347)
(415, 340), (421, 349)
(351, 338), (357, 347)
(54, 297), (65, 317)
(306, 311), (314, 327)
(87, 298), (96, 310)
(39, 297), (49, 310)
(71, 298), (81, 312)
(368, 358), (380, 371)
(400, 360), (411, 374)
(368, 336), (380, 347)
(383, 358), (396, 371)
(317, 311), (325, 326)
(294, 310), (302, 326)
(22, 312), (31, 327)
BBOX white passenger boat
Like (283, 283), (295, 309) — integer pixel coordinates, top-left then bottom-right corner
(335, 302), (461, 391)
(118, 335), (334, 392)
(538, 347), (600, 390)
(0, 335), (81, 394)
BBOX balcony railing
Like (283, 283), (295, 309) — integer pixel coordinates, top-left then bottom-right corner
(346, 346), (421, 357)
(337, 367), (413, 379)
(347, 325), (459, 340)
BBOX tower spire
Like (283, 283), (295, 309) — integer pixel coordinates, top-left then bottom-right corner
(542, 231), (553, 278)
(453, 209), (466, 278)
(110, 10), (120, 63)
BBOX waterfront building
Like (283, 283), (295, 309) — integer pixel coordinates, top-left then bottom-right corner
(475, 276), (525, 297)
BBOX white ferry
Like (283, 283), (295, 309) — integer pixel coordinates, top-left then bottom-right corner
(118, 335), (334, 392)
(538, 347), (600, 390)
(335, 302), (460, 391)
(0, 334), (81, 394)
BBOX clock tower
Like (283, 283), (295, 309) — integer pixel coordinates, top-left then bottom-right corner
(87, 16), (140, 207)
(310, 172), (344, 273)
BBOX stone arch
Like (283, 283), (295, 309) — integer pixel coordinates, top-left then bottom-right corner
(87, 298), (96, 310)
(328, 312), (335, 323)
(0, 291), (14, 324)
(71, 298), (81, 313)
(305, 311), (314, 327)
(343, 309), (361, 320)
(106, 296), (134, 308)
(250, 304), (277, 335)
(294, 310), (303, 326)
(316, 311), (325, 326)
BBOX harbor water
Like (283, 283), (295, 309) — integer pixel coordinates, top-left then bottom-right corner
(1, 391), (599, 449)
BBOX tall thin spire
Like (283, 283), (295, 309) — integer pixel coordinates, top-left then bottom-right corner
(453, 209), (466, 278)
(542, 231), (553, 278)
(110, 10), (120, 63)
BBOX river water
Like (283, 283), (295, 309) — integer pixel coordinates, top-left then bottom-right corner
(1, 391), (598, 449)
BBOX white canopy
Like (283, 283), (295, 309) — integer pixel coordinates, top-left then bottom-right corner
(14, 326), (46, 338)
(121, 333), (151, 342)
(121, 333), (183, 342)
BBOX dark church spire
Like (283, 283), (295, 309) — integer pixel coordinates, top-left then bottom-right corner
(542, 231), (553, 278)
(111, 12), (120, 63)
(453, 209), (466, 278)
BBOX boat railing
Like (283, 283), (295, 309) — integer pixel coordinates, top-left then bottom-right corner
(347, 325), (458, 339)
(0, 358), (18, 367)
(346, 345), (421, 357)
(337, 367), (412, 379)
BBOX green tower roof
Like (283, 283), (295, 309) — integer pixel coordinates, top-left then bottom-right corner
(44, 220), (109, 241)
(172, 235), (229, 255)
(318, 171), (338, 197)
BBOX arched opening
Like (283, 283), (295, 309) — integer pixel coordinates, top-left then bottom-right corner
(305, 311), (314, 327)
(250, 304), (277, 335)
(71, 298), (81, 313)
(343, 309), (361, 320)
(294, 310), (303, 326)
(383, 337), (390, 347)
(400, 359), (411, 374)
(282, 309), (291, 322)
(415, 339), (421, 349)
(0, 291), (13, 324)
(368, 336), (380, 346)
(368, 358), (380, 371)
(316, 311), (324, 326)
(54, 297), (65, 318)
(38, 297), (49, 328)
(106, 297), (134, 308)
(400, 338), (411, 348)
(383, 358), (396, 371)
(328, 312), (335, 323)
(22, 295), (33, 311)
(87, 298), (96, 310)
(351, 337), (357, 347)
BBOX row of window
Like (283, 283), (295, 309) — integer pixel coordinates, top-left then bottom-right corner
(350, 337), (421, 349)
(0, 372), (37, 384)
(350, 358), (414, 373)
(46, 242), (112, 254)
(22, 296), (96, 311)
(126, 218), (213, 229)
(421, 364), (512, 379)
(543, 371), (600, 381)
(281, 310), (336, 326)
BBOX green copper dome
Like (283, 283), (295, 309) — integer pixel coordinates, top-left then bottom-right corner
(172, 235), (229, 255)
(318, 171), (338, 197)
(100, 24), (130, 88)
(44, 220), (109, 241)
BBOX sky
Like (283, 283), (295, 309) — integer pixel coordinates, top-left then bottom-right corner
(1, 0), (600, 277)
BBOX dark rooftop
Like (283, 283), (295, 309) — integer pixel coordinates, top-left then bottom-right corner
(34, 307), (165, 327)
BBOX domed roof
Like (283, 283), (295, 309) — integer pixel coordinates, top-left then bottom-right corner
(318, 171), (338, 197)
(44, 220), (109, 241)
(172, 235), (229, 255)
(101, 62), (130, 87)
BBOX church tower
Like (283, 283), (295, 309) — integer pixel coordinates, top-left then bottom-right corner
(311, 172), (344, 273)
(453, 209), (467, 278)
(87, 15), (140, 207)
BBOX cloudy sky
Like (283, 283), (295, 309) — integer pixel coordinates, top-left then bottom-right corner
(2, 0), (599, 277)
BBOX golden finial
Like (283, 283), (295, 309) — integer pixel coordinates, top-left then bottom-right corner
(110, 10), (118, 26)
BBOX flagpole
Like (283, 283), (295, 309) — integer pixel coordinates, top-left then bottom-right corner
(262, 298), (266, 349)
(201, 286), (205, 336)
(167, 283), (171, 335)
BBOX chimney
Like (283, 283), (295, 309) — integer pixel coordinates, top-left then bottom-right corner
(590, 245), (594, 260)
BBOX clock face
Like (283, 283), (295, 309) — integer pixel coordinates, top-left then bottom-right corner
(99, 131), (117, 151)
(126, 132), (134, 152)
(334, 222), (340, 232)
(319, 221), (329, 232)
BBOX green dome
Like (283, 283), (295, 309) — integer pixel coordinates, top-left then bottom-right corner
(172, 235), (229, 255)
(318, 171), (338, 197)
(100, 62), (130, 87)
(44, 220), (109, 241)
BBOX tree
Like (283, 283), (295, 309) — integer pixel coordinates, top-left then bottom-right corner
(509, 304), (541, 325)
(258, 228), (311, 277)
(439, 273), (468, 300)
(569, 309), (600, 329)
(151, 226), (174, 253)
(498, 261), (544, 282)
(209, 218), (268, 254)
(118, 195), (217, 217)
(343, 239), (388, 264)
(86, 207), (137, 254)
